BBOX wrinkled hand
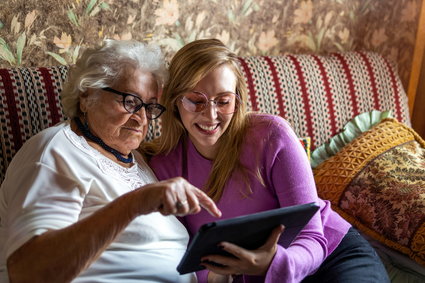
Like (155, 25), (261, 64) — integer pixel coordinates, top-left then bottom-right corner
(135, 177), (221, 218)
(201, 225), (284, 276)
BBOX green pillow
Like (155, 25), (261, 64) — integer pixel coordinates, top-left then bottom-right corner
(311, 110), (392, 168)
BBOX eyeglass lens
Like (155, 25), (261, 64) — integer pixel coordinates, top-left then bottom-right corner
(123, 95), (165, 119)
(102, 88), (165, 120)
(181, 91), (237, 114)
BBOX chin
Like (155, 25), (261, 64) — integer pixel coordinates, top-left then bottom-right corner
(122, 139), (143, 152)
(130, 142), (142, 150)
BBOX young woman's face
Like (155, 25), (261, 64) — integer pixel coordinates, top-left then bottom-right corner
(177, 64), (238, 159)
(81, 67), (160, 155)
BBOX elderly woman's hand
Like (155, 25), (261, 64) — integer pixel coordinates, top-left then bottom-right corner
(134, 177), (222, 218)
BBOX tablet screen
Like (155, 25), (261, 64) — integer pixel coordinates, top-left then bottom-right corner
(177, 202), (320, 274)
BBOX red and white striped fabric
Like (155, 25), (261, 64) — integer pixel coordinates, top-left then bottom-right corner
(0, 52), (411, 182)
(238, 52), (410, 151)
(0, 66), (67, 182)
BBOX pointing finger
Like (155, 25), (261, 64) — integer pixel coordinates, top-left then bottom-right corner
(193, 187), (221, 218)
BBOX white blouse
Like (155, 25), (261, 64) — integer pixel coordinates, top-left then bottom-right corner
(0, 121), (196, 282)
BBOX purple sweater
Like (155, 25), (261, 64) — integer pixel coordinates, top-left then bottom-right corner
(150, 114), (351, 283)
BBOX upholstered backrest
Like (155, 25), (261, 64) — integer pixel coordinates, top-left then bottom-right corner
(0, 66), (68, 183)
(238, 52), (411, 149)
(0, 51), (411, 183)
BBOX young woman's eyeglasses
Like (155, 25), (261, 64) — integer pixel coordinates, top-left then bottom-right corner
(103, 87), (166, 120)
(180, 91), (238, 114)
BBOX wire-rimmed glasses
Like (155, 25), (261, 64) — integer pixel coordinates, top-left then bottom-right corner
(179, 91), (238, 114)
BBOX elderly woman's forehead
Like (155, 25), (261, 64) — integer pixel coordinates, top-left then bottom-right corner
(115, 67), (157, 84)
(107, 68), (159, 98)
(119, 66), (153, 77)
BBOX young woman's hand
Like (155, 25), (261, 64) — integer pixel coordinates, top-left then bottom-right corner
(201, 225), (284, 276)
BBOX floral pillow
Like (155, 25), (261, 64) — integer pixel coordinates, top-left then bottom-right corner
(313, 118), (425, 266)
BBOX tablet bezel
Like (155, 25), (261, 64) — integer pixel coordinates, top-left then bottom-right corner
(177, 202), (320, 274)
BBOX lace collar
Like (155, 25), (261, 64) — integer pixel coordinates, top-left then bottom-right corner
(63, 121), (154, 189)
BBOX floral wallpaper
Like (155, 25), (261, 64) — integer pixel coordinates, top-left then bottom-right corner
(0, 0), (422, 89)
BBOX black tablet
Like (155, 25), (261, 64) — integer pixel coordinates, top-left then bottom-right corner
(177, 202), (320, 274)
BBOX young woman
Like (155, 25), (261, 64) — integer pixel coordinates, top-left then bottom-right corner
(145, 39), (389, 283)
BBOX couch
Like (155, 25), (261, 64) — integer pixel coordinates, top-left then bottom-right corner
(1, 51), (424, 282)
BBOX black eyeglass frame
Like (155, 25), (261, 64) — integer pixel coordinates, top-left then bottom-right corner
(102, 87), (166, 120)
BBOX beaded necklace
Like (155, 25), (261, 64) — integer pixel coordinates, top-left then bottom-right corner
(74, 117), (133, 164)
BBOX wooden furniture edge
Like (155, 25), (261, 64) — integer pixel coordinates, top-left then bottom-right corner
(407, 0), (425, 117)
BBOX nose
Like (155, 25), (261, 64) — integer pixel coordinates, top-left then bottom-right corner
(132, 105), (148, 121)
(202, 100), (218, 119)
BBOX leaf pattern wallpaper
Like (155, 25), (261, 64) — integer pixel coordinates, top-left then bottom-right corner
(0, 0), (422, 89)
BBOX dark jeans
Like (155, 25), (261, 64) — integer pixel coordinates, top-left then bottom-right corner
(301, 227), (390, 283)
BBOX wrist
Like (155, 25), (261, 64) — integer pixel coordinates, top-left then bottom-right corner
(117, 190), (143, 220)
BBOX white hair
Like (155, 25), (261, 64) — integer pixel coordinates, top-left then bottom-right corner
(61, 39), (168, 118)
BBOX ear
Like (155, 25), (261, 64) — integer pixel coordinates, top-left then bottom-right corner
(79, 91), (90, 113)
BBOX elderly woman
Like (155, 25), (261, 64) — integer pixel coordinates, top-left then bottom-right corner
(0, 39), (220, 282)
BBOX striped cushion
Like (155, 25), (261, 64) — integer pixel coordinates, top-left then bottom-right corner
(0, 51), (411, 183)
(238, 51), (411, 150)
(0, 66), (68, 182)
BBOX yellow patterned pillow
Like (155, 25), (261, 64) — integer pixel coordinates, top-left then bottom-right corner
(313, 118), (425, 266)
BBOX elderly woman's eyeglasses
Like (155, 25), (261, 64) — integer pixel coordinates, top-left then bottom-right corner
(103, 87), (166, 120)
(180, 91), (238, 114)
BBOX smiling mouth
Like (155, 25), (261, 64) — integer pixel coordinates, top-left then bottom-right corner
(196, 123), (219, 133)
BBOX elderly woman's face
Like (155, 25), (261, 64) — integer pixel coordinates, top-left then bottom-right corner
(82, 67), (159, 154)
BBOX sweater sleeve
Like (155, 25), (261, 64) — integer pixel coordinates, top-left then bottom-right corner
(261, 117), (328, 283)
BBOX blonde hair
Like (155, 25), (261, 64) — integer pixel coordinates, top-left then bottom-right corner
(143, 38), (251, 201)
(61, 39), (168, 118)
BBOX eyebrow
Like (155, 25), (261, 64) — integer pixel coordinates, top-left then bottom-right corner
(193, 90), (236, 96)
(107, 87), (157, 102)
